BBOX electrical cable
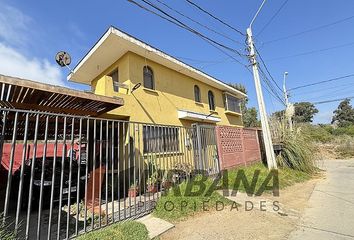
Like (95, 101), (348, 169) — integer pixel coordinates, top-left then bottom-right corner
(254, 44), (283, 92)
(303, 88), (354, 102)
(184, 0), (245, 36)
(256, 0), (290, 36)
(289, 73), (354, 91)
(154, 0), (244, 46)
(128, 0), (247, 63)
(267, 40), (354, 62)
(292, 82), (354, 97)
(130, 0), (285, 109)
(312, 96), (354, 105)
(174, 56), (228, 64)
(257, 66), (286, 105)
(263, 14), (354, 45)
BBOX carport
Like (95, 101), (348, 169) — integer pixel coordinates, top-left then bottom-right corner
(0, 74), (124, 239)
(0, 74), (123, 173)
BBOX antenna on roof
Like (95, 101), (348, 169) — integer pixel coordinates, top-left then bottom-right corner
(55, 51), (74, 74)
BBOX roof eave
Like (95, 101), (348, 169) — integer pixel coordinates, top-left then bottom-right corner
(67, 26), (247, 99)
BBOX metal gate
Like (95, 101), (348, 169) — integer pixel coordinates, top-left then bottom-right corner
(0, 108), (219, 239)
(191, 124), (220, 175)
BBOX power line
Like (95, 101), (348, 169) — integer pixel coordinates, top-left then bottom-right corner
(184, 0), (245, 36)
(258, 66), (286, 106)
(267, 40), (354, 62)
(130, 0), (285, 109)
(153, 0), (244, 46)
(243, 63), (285, 106)
(262, 81), (286, 106)
(292, 82), (354, 97)
(259, 67), (284, 101)
(300, 87), (354, 102)
(128, 0), (247, 64)
(253, 44), (283, 92)
(289, 73), (354, 91)
(255, 62), (286, 105)
(312, 96), (354, 105)
(261, 81), (281, 108)
(175, 56), (229, 64)
(256, 0), (290, 36)
(258, 71), (283, 105)
(262, 13), (354, 45)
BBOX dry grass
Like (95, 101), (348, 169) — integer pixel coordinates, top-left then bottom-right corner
(269, 118), (318, 173)
(332, 135), (354, 158)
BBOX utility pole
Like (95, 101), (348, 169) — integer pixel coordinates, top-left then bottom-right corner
(247, 0), (277, 170)
(283, 72), (293, 131)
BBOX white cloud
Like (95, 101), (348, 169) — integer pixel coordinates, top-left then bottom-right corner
(0, 4), (31, 45)
(0, 43), (64, 86)
(0, 3), (66, 86)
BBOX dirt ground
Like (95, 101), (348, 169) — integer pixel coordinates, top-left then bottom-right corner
(315, 143), (354, 161)
(160, 177), (323, 240)
(316, 143), (340, 160)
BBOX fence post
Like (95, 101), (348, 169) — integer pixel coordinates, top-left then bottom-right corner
(214, 126), (223, 171)
(214, 126), (220, 173)
(241, 128), (247, 166)
(195, 124), (203, 171)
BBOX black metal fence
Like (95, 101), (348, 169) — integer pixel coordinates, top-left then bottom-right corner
(0, 108), (219, 239)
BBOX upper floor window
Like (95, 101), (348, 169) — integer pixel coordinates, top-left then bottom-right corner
(109, 69), (119, 92)
(194, 85), (201, 102)
(225, 94), (241, 113)
(208, 90), (215, 111)
(143, 66), (154, 90)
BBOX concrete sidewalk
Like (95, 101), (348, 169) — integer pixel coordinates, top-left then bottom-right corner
(137, 214), (174, 239)
(289, 159), (354, 240)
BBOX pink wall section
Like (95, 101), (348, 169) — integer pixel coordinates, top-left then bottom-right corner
(215, 126), (261, 170)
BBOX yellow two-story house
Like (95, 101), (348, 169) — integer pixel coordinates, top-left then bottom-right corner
(68, 26), (246, 128)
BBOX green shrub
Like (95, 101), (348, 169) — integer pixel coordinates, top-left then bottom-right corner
(332, 125), (354, 136)
(77, 221), (149, 240)
(277, 134), (317, 173)
(303, 124), (333, 143)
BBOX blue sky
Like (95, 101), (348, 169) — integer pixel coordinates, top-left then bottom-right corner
(1, 0), (354, 123)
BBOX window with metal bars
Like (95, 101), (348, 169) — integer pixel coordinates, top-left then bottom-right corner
(143, 126), (179, 153)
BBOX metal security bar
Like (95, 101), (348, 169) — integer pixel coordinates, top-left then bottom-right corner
(0, 108), (219, 239)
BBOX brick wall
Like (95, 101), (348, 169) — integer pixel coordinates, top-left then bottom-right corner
(215, 126), (261, 170)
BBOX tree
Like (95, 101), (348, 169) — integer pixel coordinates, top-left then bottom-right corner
(272, 102), (318, 123)
(292, 102), (318, 123)
(228, 83), (260, 127)
(332, 99), (354, 127)
(243, 107), (260, 127)
(272, 110), (285, 120)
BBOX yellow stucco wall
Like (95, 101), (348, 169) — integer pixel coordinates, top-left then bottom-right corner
(91, 51), (243, 127)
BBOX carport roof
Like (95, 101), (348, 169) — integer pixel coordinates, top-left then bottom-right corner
(0, 74), (123, 116)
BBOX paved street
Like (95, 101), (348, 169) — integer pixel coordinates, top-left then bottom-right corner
(289, 160), (354, 240)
